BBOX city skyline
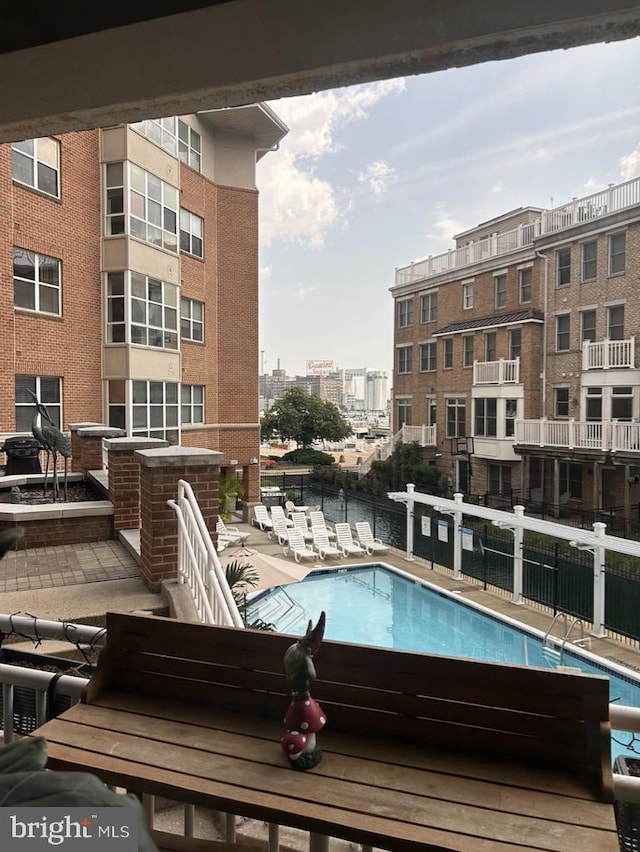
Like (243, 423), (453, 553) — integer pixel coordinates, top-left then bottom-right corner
(257, 36), (640, 378)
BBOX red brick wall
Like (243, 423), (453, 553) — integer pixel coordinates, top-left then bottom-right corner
(0, 515), (112, 549)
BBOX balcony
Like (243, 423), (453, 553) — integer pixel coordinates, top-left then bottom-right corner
(583, 337), (635, 370)
(473, 358), (520, 385)
(515, 419), (640, 453)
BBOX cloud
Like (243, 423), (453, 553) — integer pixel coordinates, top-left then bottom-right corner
(621, 143), (640, 180)
(258, 79), (405, 248)
(491, 181), (503, 194)
(358, 160), (394, 195)
(292, 283), (319, 300)
(426, 213), (467, 243)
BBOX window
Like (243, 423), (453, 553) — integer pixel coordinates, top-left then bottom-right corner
(494, 274), (506, 308)
(509, 328), (521, 360)
(419, 342), (436, 372)
(15, 376), (62, 432)
(181, 385), (204, 424)
(559, 462), (582, 500)
(443, 338), (453, 369)
(179, 209), (203, 258)
(12, 137), (60, 197)
(518, 267), (532, 303)
(133, 117), (178, 156)
(607, 304), (624, 340)
(505, 399), (517, 437)
(178, 120), (202, 171)
(180, 297), (204, 342)
(612, 386), (633, 421)
(585, 387), (602, 421)
(556, 314), (570, 351)
(484, 332), (496, 362)
(488, 464), (511, 496)
(427, 398), (436, 427)
(581, 241), (597, 281)
(554, 388), (569, 418)
(106, 271), (178, 350)
(580, 310), (596, 343)
(397, 399), (412, 428)
(609, 232), (626, 274)
(557, 248), (571, 286)
(105, 162), (178, 253)
(13, 248), (60, 315)
(132, 380), (179, 444)
(462, 335), (474, 368)
(397, 345), (412, 373)
(462, 281), (473, 309)
(474, 398), (497, 437)
(446, 398), (466, 438)
(397, 299), (413, 327)
(420, 292), (437, 323)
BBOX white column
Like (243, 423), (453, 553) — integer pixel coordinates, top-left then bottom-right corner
(405, 483), (415, 561)
(453, 492), (463, 579)
(512, 506), (525, 605)
(591, 522), (607, 638)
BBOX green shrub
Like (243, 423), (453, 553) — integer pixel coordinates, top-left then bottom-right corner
(281, 448), (334, 466)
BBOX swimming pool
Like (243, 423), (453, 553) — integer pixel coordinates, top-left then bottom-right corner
(248, 562), (640, 762)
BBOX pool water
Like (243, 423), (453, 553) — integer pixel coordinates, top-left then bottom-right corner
(248, 563), (640, 761)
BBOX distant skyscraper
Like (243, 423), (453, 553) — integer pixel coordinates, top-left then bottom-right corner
(365, 372), (388, 412)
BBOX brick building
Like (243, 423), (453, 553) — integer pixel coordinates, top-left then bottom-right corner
(391, 179), (640, 516)
(0, 106), (287, 502)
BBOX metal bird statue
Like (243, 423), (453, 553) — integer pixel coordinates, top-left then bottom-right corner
(26, 390), (71, 502)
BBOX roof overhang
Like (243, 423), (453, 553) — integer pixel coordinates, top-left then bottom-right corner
(197, 104), (288, 158)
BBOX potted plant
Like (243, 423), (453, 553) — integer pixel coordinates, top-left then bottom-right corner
(218, 473), (245, 520)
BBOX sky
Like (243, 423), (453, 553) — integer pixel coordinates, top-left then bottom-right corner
(256, 36), (640, 380)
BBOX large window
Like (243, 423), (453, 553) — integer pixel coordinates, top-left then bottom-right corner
(556, 314), (570, 351)
(397, 345), (412, 374)
(446, 398), (466, 438)
(559, 462), (582, 500)
(494, 274), (506, 308)
(518, 267), (532, 303)
(509, 328), (521, 360)
(581, 241), (597, 281)
(178, 120), (202, 171)
(105, 162), (178, 253)
(106, 271), (178, 350)
(15, 375), (62, 432)
(420, 292), (437, 323)
(181, 385), (204, 424)
(179, 209), (204, 258)
(488, 464), (512, 496)
(13, 248), (60, 315)
(580, 310), (596, 343)
(397, 398), (412, 428)
(484, 332), (497, 362)
(12, 137), (60, 198)
(557, 248), (571, 286)
(554, 387), (569, 418)
(612, 386), (633, 421)
(607, 304), (624, 340)
(397, 299), (413, 328)
(505, 399), (517, 437)
(133, 117), (179, 155)
(609, 232), (626, 274)
(462, 335), (474, 368)
(180, 297), (204, 342)
(474, 398), (497, 437)
(443, 338), (453, 369)
(585, 387), (602, 421)
(419, 342), (436, 372)
(132, 380), (179, 444)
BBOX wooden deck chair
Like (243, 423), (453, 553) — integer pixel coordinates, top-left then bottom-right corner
(335, 523), (367, 557)
(284, 528), (317, 563)
(355, 522), (389, 555)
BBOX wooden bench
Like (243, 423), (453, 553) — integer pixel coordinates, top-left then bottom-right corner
(33, 611), (618, 852)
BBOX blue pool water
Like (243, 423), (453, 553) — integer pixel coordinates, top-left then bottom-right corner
(248, 563), (640, 761)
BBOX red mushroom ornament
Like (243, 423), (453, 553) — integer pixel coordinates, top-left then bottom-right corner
(281, 612), (327, 770)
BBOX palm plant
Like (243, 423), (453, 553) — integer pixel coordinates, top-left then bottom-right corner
(224, 559), (274, 631)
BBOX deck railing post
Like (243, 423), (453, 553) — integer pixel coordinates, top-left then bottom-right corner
(405, 483), (415, 561)
(591, 522), (607, 638)
(512, 506), (525, 605)
(453, 492), (463, 579)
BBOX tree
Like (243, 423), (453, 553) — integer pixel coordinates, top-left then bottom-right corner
(261, 387), (351, 448)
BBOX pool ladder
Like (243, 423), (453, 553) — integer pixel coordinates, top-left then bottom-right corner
(542, 612), (591, 666)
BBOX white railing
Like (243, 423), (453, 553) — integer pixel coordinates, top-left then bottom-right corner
(395, 175), (640, 286)
(167, 480), (243, 628)
(515, 419), (607, 450)
(473, 358), (520, 385)
(359, 425), (436, 476)
(611, 421), (640, 453)
(582, 337), (635, 370)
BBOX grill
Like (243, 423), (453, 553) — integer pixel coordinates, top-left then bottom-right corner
(2, 436), (43, 476)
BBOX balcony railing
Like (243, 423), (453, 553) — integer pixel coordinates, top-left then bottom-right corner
(473, 358), (520, 385)
(359, 424), (436, 476)
(515, 419), (640, 453)
(583, 337), (635, 370)
(395, 175), (640, 286)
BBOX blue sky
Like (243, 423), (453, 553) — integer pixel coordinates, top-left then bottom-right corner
(257, 37), (640, 379)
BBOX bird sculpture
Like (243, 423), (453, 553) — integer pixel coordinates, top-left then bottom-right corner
(26, 390), (71, 502)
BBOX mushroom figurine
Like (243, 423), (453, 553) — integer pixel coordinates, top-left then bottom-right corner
(281, 612), (327, 770)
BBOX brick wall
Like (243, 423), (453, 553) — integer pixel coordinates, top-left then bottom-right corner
(0, 515), (113, 549)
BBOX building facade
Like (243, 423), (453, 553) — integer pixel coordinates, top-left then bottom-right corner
(1, 106), (287, 502)
(391, 179), (640, 516)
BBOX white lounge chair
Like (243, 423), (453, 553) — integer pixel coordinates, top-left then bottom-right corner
(269, 517), (291, 546)
(335, 523), (367, 557)
(291, 511), (313, 542)
(285, 500), (298, 518)
(216, 518), (250, 548)
(355, 522), (389, 555)
(252, 504), (273, 531)
(271, 505), (294, 528)
(312, 528), (341, 560)
(309, 510), (337, 540)
(284, 529), (317, 563)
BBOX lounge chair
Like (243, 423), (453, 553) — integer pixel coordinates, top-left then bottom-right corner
(271, 505), (294, 528)
(312, 528), (341, 560)
(285, 500), (298, 518)
(355, 522), (389, 555)
(269, 518), (291, 546)
(291, 511), (313, 542)
(252, 504), (273, 532)
(284, 529), (317, 563)
(216, 518), (250, 548)
(309, 510), (337, 540)
(335, 523), (367, 557)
